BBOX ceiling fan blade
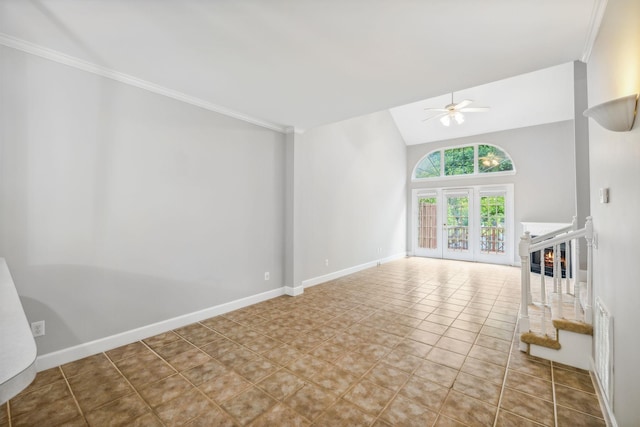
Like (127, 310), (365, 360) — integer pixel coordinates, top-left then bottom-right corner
(459, 107), (490, 112)
(454, 100), (473, 109)
(422, 112), (448, 121)
(424, 108), (448, 112)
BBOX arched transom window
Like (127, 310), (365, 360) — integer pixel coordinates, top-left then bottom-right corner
(413, 144), (515, 180)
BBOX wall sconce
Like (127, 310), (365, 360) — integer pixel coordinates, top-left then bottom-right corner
(583, 94), (638, 132)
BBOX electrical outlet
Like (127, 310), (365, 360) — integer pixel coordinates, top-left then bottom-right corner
(264, 272), (270, 280)
(325, 259), (329, 267)
(31, 320), (45, 337)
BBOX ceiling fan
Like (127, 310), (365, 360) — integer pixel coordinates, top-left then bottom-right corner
(424, 93), (490, 126)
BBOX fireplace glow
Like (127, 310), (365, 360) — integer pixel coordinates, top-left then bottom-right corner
(544, 249), (566, 269)
(531, 244), (570, 278)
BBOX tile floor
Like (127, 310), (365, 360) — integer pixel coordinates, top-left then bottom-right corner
(1, 258), (606, 426)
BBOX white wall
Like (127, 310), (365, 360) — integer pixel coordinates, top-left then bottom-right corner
(406, 121), (577, 262)
(0, 46), (286, 354)
(296, 111), (407, 283)
(586, 0), (640, 424)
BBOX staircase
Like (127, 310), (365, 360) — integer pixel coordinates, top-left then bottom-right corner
(518, 217), (594, 370)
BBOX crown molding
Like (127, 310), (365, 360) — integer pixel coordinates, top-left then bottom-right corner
(0, 33), (287, 133)
(284, 126), (305, 135)
(581, 0), (608, 63)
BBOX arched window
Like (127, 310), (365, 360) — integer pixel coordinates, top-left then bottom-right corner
(413, 144), (515, 180)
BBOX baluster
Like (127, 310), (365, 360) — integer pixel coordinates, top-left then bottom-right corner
(585, 216), (594, 324)
(571, 238), (580, 319)
(540, 249), (546, 306)
(519, 233), (531, 350)
(565, 239), (571, 295)
(553, 244), (559, 294)
(541, 302), (547, 336)
(555, 243), (563, 319)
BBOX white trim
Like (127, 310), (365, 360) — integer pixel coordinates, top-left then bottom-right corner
(284, 286), (304, 296)
(302, 252), (407, 288)
(284, 127), (305, 135)
(35, 287), (285, 371)
(581, 0), (608, 63)
(590, 357), (619, 427)
(0, 33), (287, 134)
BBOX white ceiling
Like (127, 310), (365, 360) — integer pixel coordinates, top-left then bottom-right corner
(0, 1), (600, 133)
(390, 62), (577, 145)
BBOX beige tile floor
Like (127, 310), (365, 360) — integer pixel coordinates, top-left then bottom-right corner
(2, 258), (606, 426)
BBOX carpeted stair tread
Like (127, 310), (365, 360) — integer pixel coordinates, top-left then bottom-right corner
(520, 332), (562, 350)
(552, 318), (594, 335)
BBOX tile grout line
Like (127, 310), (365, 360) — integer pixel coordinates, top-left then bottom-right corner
(438, 275), (512, 426)
(58, 365), (88, 425)
(298, 272), (439, 424)
(100, 349), (166, 426)
(492, 304), (521, 427)
(551, 361), (559, 427)
(137, 335), (242, 426)
(6, 401), (11, 427)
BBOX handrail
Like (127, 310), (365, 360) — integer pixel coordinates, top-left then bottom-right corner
(530, 217), (577, 244)
(529, 228), (587, 253)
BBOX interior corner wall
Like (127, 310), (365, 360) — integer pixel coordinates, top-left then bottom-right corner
(296, 111), (407, 283)
(406, 121), (577, 262)
(0, 46), (286, 355)
(585, 0), (640, 424)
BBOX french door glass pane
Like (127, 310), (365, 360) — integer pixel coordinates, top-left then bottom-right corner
(480, 195), (505, 254)
(447, 195), (469, 251)
(418, 197), (438, 249)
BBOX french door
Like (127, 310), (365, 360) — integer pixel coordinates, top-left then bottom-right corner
(413, 185), (513, 264)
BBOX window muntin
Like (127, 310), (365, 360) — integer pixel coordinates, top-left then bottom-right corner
(413, 144), (514, 180)
(415, 152), (441, 178)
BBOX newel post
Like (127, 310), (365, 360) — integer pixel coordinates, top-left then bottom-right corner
(519, 232), (532, 350)
(584, 216), (594, 324)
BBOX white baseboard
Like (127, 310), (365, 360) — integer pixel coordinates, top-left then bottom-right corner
(302, 252), (407, 289)
(284, 286), (303, 296)
(35, 287), (285, 371)
(590, 357), (618, 427)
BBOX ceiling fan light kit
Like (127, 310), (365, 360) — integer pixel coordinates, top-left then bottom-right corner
(583, 93), (638, 132)
(440, 111), (465, 127)
(425, 93), (489, 127)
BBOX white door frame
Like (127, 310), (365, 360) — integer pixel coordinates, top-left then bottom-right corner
(412, 184), (514, 265)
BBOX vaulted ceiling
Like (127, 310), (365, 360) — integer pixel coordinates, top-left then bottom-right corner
(0, 1), (602, 133)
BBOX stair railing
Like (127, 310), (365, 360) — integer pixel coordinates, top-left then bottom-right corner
(518, 217), (593, 351)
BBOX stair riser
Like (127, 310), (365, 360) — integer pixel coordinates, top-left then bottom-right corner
(529, 331), (592, 370)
